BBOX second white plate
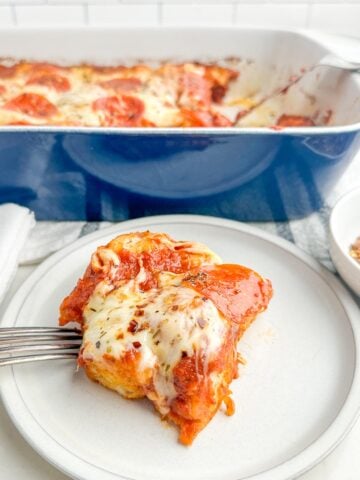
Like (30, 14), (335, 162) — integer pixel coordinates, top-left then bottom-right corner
(1, 215), (360, 480)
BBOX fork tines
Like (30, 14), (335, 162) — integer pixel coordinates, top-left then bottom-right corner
(0, 327), (82, 367)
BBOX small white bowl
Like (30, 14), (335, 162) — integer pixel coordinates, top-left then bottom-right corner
(329, 187), (360, 296)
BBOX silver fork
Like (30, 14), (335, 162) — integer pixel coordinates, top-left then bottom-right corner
(0, 327), (82, 367)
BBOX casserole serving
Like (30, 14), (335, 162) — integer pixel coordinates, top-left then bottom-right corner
(59, 230), (272, 445)
(0, 59), (321, 128)
(0, 61), (239, 127)
(0, 27), (359, 221)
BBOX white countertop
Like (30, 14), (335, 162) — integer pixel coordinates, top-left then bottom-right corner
(0, 30), (359, 480)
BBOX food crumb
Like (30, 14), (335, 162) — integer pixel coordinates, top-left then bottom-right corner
(223, 395), (235, 416)
(350, 237), (360, 263)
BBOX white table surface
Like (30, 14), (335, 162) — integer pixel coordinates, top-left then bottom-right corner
(0, 30), (360, 480)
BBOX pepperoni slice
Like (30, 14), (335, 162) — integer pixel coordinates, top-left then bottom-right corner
(27, 62), (67, 77)
(204, 66), (239, 103)
(180, 109), (232, 127)
(211, 85), (227, 103)
(184, 264), (273, 324)
(26, 74), (71, 92)
(0, 85), (6, 95)
(92, 95), (145, 127)
(99, 77), (142, 93)
(179, 72), (211, 108)
(92, 65), (126, 75)
(276, 114), (315, 127)
(0, 65), (17, 79)
(4, 93), (58, 118)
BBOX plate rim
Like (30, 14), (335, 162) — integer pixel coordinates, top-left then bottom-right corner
(1, 213), (360, 480)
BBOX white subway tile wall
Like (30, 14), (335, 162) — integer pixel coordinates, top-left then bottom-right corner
(0, 0), (356, 37)
(162, 4), (234, 25)
(88, 4), (159, 25)
(16, 4), (85, 25)
(235, 4), (309, 28)
(309, 4), (360, 36)
(0, 6), (13, 26)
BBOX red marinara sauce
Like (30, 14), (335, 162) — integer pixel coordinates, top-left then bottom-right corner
(276, 114), (315, 127)
(59, 246), (273, 328)
(180, 109), (232, 127)
(184, 264), (273, 325)
(59, 245), (200, 326)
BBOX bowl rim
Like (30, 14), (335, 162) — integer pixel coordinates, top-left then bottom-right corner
(329, 186), (360, 272)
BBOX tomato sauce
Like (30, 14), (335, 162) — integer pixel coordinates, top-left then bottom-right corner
(169, 320), (240, 444)
(60, 244), (206, 325)
(61, 247), (146, 326)
(180, 109), (232, 127)
(184, 264), (273, 324)
(276, 114), (315, 127)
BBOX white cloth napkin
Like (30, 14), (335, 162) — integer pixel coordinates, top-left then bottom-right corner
(0, 203), (35, 303)
(19, 221), (86, 265)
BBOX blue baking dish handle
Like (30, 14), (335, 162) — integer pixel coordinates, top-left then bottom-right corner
(0, 128), (359, 222)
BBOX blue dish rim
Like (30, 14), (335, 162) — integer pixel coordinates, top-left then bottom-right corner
(0, 124), (359, 134)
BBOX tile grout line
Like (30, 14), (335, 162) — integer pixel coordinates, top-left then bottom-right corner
(305, 2), (313, 28)
(4, 1), (360, 5)
(11, 4), (17, 26)
(158, 1), (163, 26)
(83, 3), (89, 25)
(231, 3), (236, 25)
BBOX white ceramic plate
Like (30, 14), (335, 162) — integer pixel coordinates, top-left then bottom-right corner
(1, 215), (360, 480)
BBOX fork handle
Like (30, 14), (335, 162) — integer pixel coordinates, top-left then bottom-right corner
(319, 53), (360, 73)
(0, 353), (78, 367)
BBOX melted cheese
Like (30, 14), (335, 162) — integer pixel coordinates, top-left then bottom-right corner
(57, 84), (106, 126)
(82, 269), (227, 413)
(0, 61), (238, 127)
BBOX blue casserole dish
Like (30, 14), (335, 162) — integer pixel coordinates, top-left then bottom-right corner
(0, 27), (359, 221)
